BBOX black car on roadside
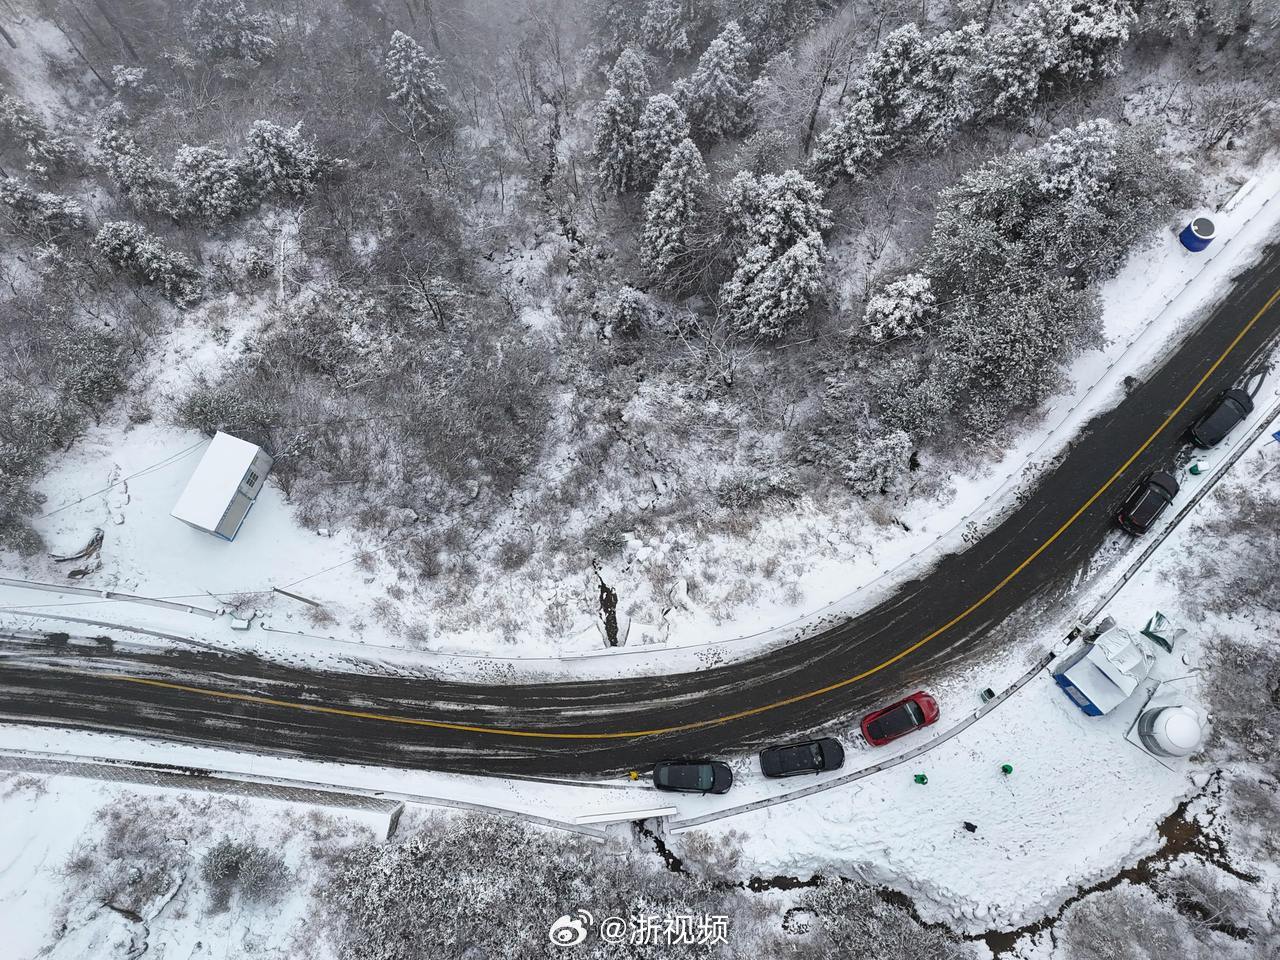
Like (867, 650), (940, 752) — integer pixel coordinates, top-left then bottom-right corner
(1115, 470), (1179, 536)
(759, 737), (845, 778)
(1189, 388), (1254, 448)
(653, 759), (733, 794)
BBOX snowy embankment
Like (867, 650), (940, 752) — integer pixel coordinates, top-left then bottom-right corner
(1, 412), (1276, 950)
(4, 165), (1280, 673)
(671, 416), (1280, 934)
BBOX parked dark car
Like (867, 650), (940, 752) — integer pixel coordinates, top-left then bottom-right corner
(1115, 470), (1179, 536)
(1189, 388), (1253, 448)
(759, 737), (845, 778)
(653, 759), (733, 794)
(861, 691), (939, 747)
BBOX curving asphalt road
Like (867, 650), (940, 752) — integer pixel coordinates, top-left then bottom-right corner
(3, 239), (1280, 777)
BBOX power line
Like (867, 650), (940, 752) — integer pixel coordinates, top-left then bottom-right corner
(38, 438), (211, 520)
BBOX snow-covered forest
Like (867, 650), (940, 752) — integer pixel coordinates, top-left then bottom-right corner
(2, 0), (1278, 650)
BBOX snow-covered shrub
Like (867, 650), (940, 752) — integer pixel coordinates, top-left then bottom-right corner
(62, 798), (190, 918)
(1059, 884), (1207, 960)
(1203, 632), (1280, 772)
(0, 178), (87, 237)
(599, 284), (656, 336)
(242, 120), (334, 200)
(321, 813), (743, 960)
(0, 95), (75, 178)
(860, 273), (936, 343)
(715, 467), (800, 510)
(795, 879), (962, 959)
(593, 47), (651, 194)
(676, 20), (753, 143)
(177, 379), (275, 442)
(873, 119), (1191, 434)
(257, 287), (394, 386)
(719, 169), (830, 339)
(200, 838), (287, 912)
(384, 31), (451, 136)
(110, 65), (150, 90)
(51, 326), (127, 416)
(187, 0), (276, 64)
(641, 137), (708, 288)
(730, 129), (792, 178)
(93, 221), (203, 305)
(842, 429), (914, 497)
(633, 93), (690, 189)
(171, 144), (253, 222)
(0, 385), (81, 554)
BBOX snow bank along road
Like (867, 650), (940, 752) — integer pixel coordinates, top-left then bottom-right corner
(3, 239), (1280, 777)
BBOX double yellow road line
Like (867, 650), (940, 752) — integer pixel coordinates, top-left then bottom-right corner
(95, 284), (1280, 741)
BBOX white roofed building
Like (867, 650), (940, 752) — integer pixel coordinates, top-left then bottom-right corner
(171, 432), (275, 541)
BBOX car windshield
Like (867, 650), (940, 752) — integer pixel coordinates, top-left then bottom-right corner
(869, 701), (923, 740)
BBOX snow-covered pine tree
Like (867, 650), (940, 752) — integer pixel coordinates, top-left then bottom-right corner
(587, 0), (644, 57)
(677, 20), (753, 143)
(1026, 0), (1137, 86)
(384, 31), (451, 136)
(0, 178), (87, 237)
(641, 137), (708, 288)
(720, 169), (830, 338)
(592, 47), (651, 194)
(170, 144), (251, 222)
(0, 95), (76, 179)
(809, 4), (1138, 184)
(914, 118), (1191, 432)
(92, 221), (203, 305)
(737, 0), (819, 63)
(632, 94), (690, 189)
(861, 273), (936, 343)
(187, 0), (276, 64)
(640, 0), (693, 60)
(93, 124), (173, 212)
(807, 23), (926, 181)
(842, 428), (914, 497)
(241, 120), (331, 200)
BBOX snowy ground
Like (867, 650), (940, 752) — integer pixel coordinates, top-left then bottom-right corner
(671, 412), (1280, 937)
(3, 163), (1280, 673)
(0, 772), (385, 960)
(2, 401), (1276, 956)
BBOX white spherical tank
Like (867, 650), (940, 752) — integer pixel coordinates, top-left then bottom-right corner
(1137, 705), (1204, 758)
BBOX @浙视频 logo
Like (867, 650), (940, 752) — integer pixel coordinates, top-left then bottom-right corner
(548, 909), (594, 946)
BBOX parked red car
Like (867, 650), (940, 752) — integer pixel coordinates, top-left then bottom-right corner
(860, 691), (940, 746)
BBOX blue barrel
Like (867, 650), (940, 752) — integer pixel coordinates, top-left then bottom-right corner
(1179, 217), (1215, 252)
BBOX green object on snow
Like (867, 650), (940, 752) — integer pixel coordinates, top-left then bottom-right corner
(1001, 763), (1013, 776)
(1189, 462), (1205, 476)
(1142, 611), (1185, 654)
(914, 773), (928, 785)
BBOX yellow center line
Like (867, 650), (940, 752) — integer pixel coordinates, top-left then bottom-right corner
(88, 283), (1280, 740)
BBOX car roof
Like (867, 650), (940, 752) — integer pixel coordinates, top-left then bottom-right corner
(771, 741), (821, 771)
(658, 761), (709, 788)
(867, 700), (922, 739)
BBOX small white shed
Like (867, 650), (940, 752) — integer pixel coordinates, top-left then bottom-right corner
(171, 432), (274, 541)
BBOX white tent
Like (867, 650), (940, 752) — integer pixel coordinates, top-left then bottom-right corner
(171, 432), (274, 541)
(1052, 627), (1155, 716)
